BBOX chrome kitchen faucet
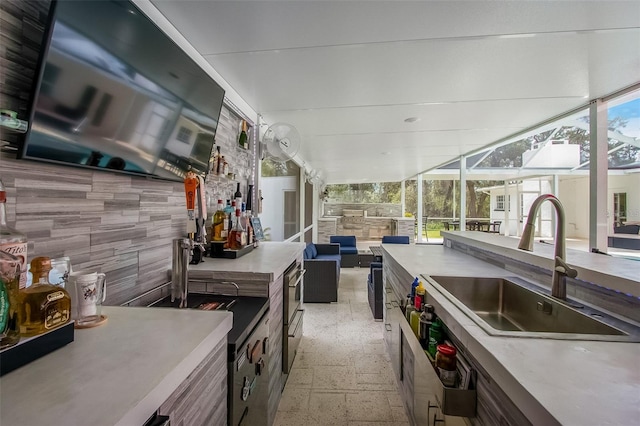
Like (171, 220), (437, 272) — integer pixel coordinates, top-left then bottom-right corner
(518, 194), (578, 300)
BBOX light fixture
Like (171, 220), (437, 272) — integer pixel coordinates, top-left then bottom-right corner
(404, 117), (420, 123)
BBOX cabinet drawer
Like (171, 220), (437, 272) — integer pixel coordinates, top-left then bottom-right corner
(399, 315), (476, 420)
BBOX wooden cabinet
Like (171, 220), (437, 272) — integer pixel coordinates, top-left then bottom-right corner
(159, 337), (228, 426)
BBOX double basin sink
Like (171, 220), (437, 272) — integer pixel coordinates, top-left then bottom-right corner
(423, 275), (640, 342)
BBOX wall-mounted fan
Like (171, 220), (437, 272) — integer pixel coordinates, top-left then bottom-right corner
(262, 122), (300, 163)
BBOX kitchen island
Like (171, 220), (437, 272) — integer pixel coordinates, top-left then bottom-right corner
(0, 306), (232, 426)
(381, 235), (640, 425)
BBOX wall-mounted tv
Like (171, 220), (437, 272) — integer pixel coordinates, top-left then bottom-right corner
(21, 0), (225, 182)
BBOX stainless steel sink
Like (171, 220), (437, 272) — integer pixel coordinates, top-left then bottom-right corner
(424, 275), (640, 342)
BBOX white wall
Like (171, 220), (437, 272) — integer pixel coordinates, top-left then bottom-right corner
(560, 176), (590, 239)
(261, 176), (297, 241)
(560, 173), (640, 238)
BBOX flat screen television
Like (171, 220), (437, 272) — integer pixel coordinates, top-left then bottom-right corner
(21, 0), (225, 182)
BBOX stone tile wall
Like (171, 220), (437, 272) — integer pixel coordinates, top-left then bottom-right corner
(317, 219), (337, 244)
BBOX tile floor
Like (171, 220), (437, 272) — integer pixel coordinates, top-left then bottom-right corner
(274, 267), (410, 426)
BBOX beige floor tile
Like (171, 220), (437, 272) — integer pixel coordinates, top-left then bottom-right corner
(390, 405), (410, 422)
(273, 410), (315, 426)
(355, 354), (393, 373)
(294, 348), (355, 368)
(348, 422), (410, 426)
(278, 387), (310, 412)
(356, 371), (396, 385)
(386, 391), (404, 408)
(363, 341), (387, 355)
(312, 365), (359, 390)
(307, 391), (349, 425)
(346, 392), (395, 422)
(358, 382), (402, 391)
(286, 367), (313, 388)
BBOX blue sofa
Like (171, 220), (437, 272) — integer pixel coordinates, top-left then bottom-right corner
(303, 243), (341, 302)
(330, 235), (358, 267)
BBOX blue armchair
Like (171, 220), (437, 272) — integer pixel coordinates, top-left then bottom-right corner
(303, 243), (341, 302)
(330, 235), (358, 267)
(367, 261), (383, 320)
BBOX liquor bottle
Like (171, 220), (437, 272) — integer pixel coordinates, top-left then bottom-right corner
(245, 185), (256, 247)
(0, 250), (21, 349)
(222, 156), (229, 176)
(20, 256), (71, 336)
(246, 184), (254, 212)
(234, 183), (242, 207)
(224, 201), (236, 249)
(0, 179), (28, 289)
(227, 209), (246, 250)
(214, 147), (222, 175)
(238, 120), (248, 149)
(211, 199), (226, 242)
(242, 203), (254, 247)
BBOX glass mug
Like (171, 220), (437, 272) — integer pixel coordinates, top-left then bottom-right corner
(69, 272), (106, 327)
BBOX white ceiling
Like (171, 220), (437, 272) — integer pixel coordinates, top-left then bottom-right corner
(149, 0), (640, 184)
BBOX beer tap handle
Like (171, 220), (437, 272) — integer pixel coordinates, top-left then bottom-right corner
(184, 171), (199, 235)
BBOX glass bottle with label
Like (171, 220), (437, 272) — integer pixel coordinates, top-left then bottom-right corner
(242, 203), (254, 247)
(214, 147), (222, 175)
(414, 280), (426, 309)
(228, 209), (246, 250)
(0, 179), (28, 289)
(20, 257), (71, 336)
(436, 344), (458, 387)
(419, 304), (435, 347)
(234, 183), (243, 207)
(0, 250), (21, 349)
(245, 185), (256, 247)
(211, 199), (227, 242)
(238, 120), (248, 149)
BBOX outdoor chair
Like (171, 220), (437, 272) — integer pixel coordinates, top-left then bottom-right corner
(303, 242), (340, 302)
(329, 235), (359, 267)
